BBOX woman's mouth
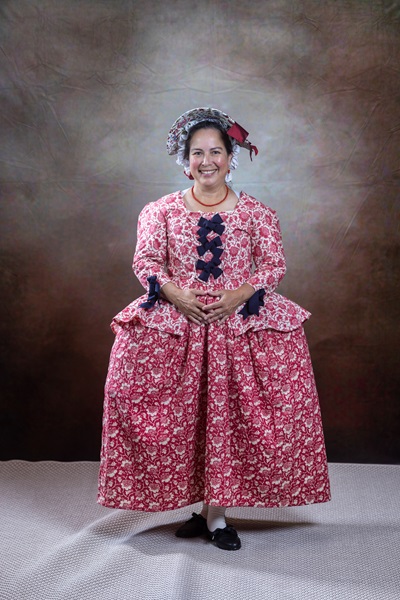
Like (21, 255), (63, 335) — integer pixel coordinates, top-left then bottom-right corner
(199, 169), (217, 176)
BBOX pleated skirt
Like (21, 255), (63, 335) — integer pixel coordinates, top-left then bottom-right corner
(98, 320), (331, 511)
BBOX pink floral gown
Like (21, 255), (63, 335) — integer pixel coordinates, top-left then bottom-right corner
(98, 190), (331, 512)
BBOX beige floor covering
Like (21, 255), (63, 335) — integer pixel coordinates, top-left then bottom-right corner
(1, 461), (399, 600)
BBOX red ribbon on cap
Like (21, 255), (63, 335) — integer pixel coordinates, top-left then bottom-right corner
(227, 123), (259, 160)
(227, 122), (249, 143)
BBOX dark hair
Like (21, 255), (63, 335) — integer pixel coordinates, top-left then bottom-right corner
(183, 120), (233, 160)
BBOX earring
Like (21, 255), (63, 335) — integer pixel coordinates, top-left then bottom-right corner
(184, 171), (194, 180)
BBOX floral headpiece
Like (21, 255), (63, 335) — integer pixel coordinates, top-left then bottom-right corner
(166, 107), (258, 183)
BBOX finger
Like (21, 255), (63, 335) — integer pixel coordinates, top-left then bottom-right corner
(194, 304), (210, 317)
(202, 301), (222, 312)
(189, 308), (207, 321)
(194, 303), (208, 314)
(187, 313), (205, 325)
(192, 289), (208, 296)
(203, 309), (220, 320)
(206, 311), (224, 323)
(207, 317), (219, 324)
(207, 290), (223, 297)
(188, 313), (205, 325)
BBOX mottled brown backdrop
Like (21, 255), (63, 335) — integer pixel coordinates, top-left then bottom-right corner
(1, 0), (399, 462)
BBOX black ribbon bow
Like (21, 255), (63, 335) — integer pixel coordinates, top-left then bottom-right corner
(197, 236), (222, 256)
(140, 275), (161, 309)
(238, 288), (266, 319)
(196, 257), (223, 282)
(196, 214), (225, 282)
(197, 214), (225, 237)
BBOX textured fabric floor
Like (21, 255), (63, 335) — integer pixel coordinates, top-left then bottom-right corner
(1, 461), (399, 600)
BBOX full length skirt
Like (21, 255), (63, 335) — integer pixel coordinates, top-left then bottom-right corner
(98, 320), (331, 511)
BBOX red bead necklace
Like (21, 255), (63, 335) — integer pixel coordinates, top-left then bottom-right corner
(191, 185), (229, 207)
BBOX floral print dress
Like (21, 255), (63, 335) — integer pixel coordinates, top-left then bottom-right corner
(97, 190), (331, 511)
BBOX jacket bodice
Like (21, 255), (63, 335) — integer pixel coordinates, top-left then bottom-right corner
(112, 190), (310, 336)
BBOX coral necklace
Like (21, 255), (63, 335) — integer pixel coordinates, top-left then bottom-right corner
(191, 185), (229, 207)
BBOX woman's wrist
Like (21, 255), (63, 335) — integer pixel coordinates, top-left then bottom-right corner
(160, 282), (180, 304)
(236, 283), (255, 305)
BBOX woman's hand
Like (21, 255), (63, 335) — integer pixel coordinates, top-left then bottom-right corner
(161, 283), (207, 325)
(203, 284), (255, 324)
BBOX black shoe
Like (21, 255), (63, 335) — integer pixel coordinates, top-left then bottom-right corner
(207, 526), (242, 551)
(175, 513), (208, 538)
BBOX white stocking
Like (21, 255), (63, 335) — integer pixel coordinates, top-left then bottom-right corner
(205, 505), (227, 532)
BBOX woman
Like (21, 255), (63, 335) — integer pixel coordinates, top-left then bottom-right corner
(98, 107), (331, 551)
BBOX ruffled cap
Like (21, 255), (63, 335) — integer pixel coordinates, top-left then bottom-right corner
(166, 107), (258, 159)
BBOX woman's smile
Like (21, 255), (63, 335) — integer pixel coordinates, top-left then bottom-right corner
(199, 168), (218, 177)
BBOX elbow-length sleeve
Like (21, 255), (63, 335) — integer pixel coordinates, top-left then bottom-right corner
(133, 201), (172, 290)
(245, 206), (287, 295)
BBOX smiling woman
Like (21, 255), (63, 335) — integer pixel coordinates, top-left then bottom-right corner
(183, 126), (236, 212)
(97, 107), (331, 552)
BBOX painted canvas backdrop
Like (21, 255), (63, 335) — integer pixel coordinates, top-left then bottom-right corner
(1, 0), (399, 462)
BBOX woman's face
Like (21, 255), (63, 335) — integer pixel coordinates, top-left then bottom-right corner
(188, 128), (232, 188)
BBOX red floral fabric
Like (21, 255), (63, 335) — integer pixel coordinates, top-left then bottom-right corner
(98, 191), (331, 511)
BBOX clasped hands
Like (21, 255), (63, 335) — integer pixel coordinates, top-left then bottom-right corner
(161, 282), (255, 325)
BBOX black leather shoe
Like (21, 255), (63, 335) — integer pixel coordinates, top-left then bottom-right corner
(175, 513), (207, 538)
(207, 526), (241, 550)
